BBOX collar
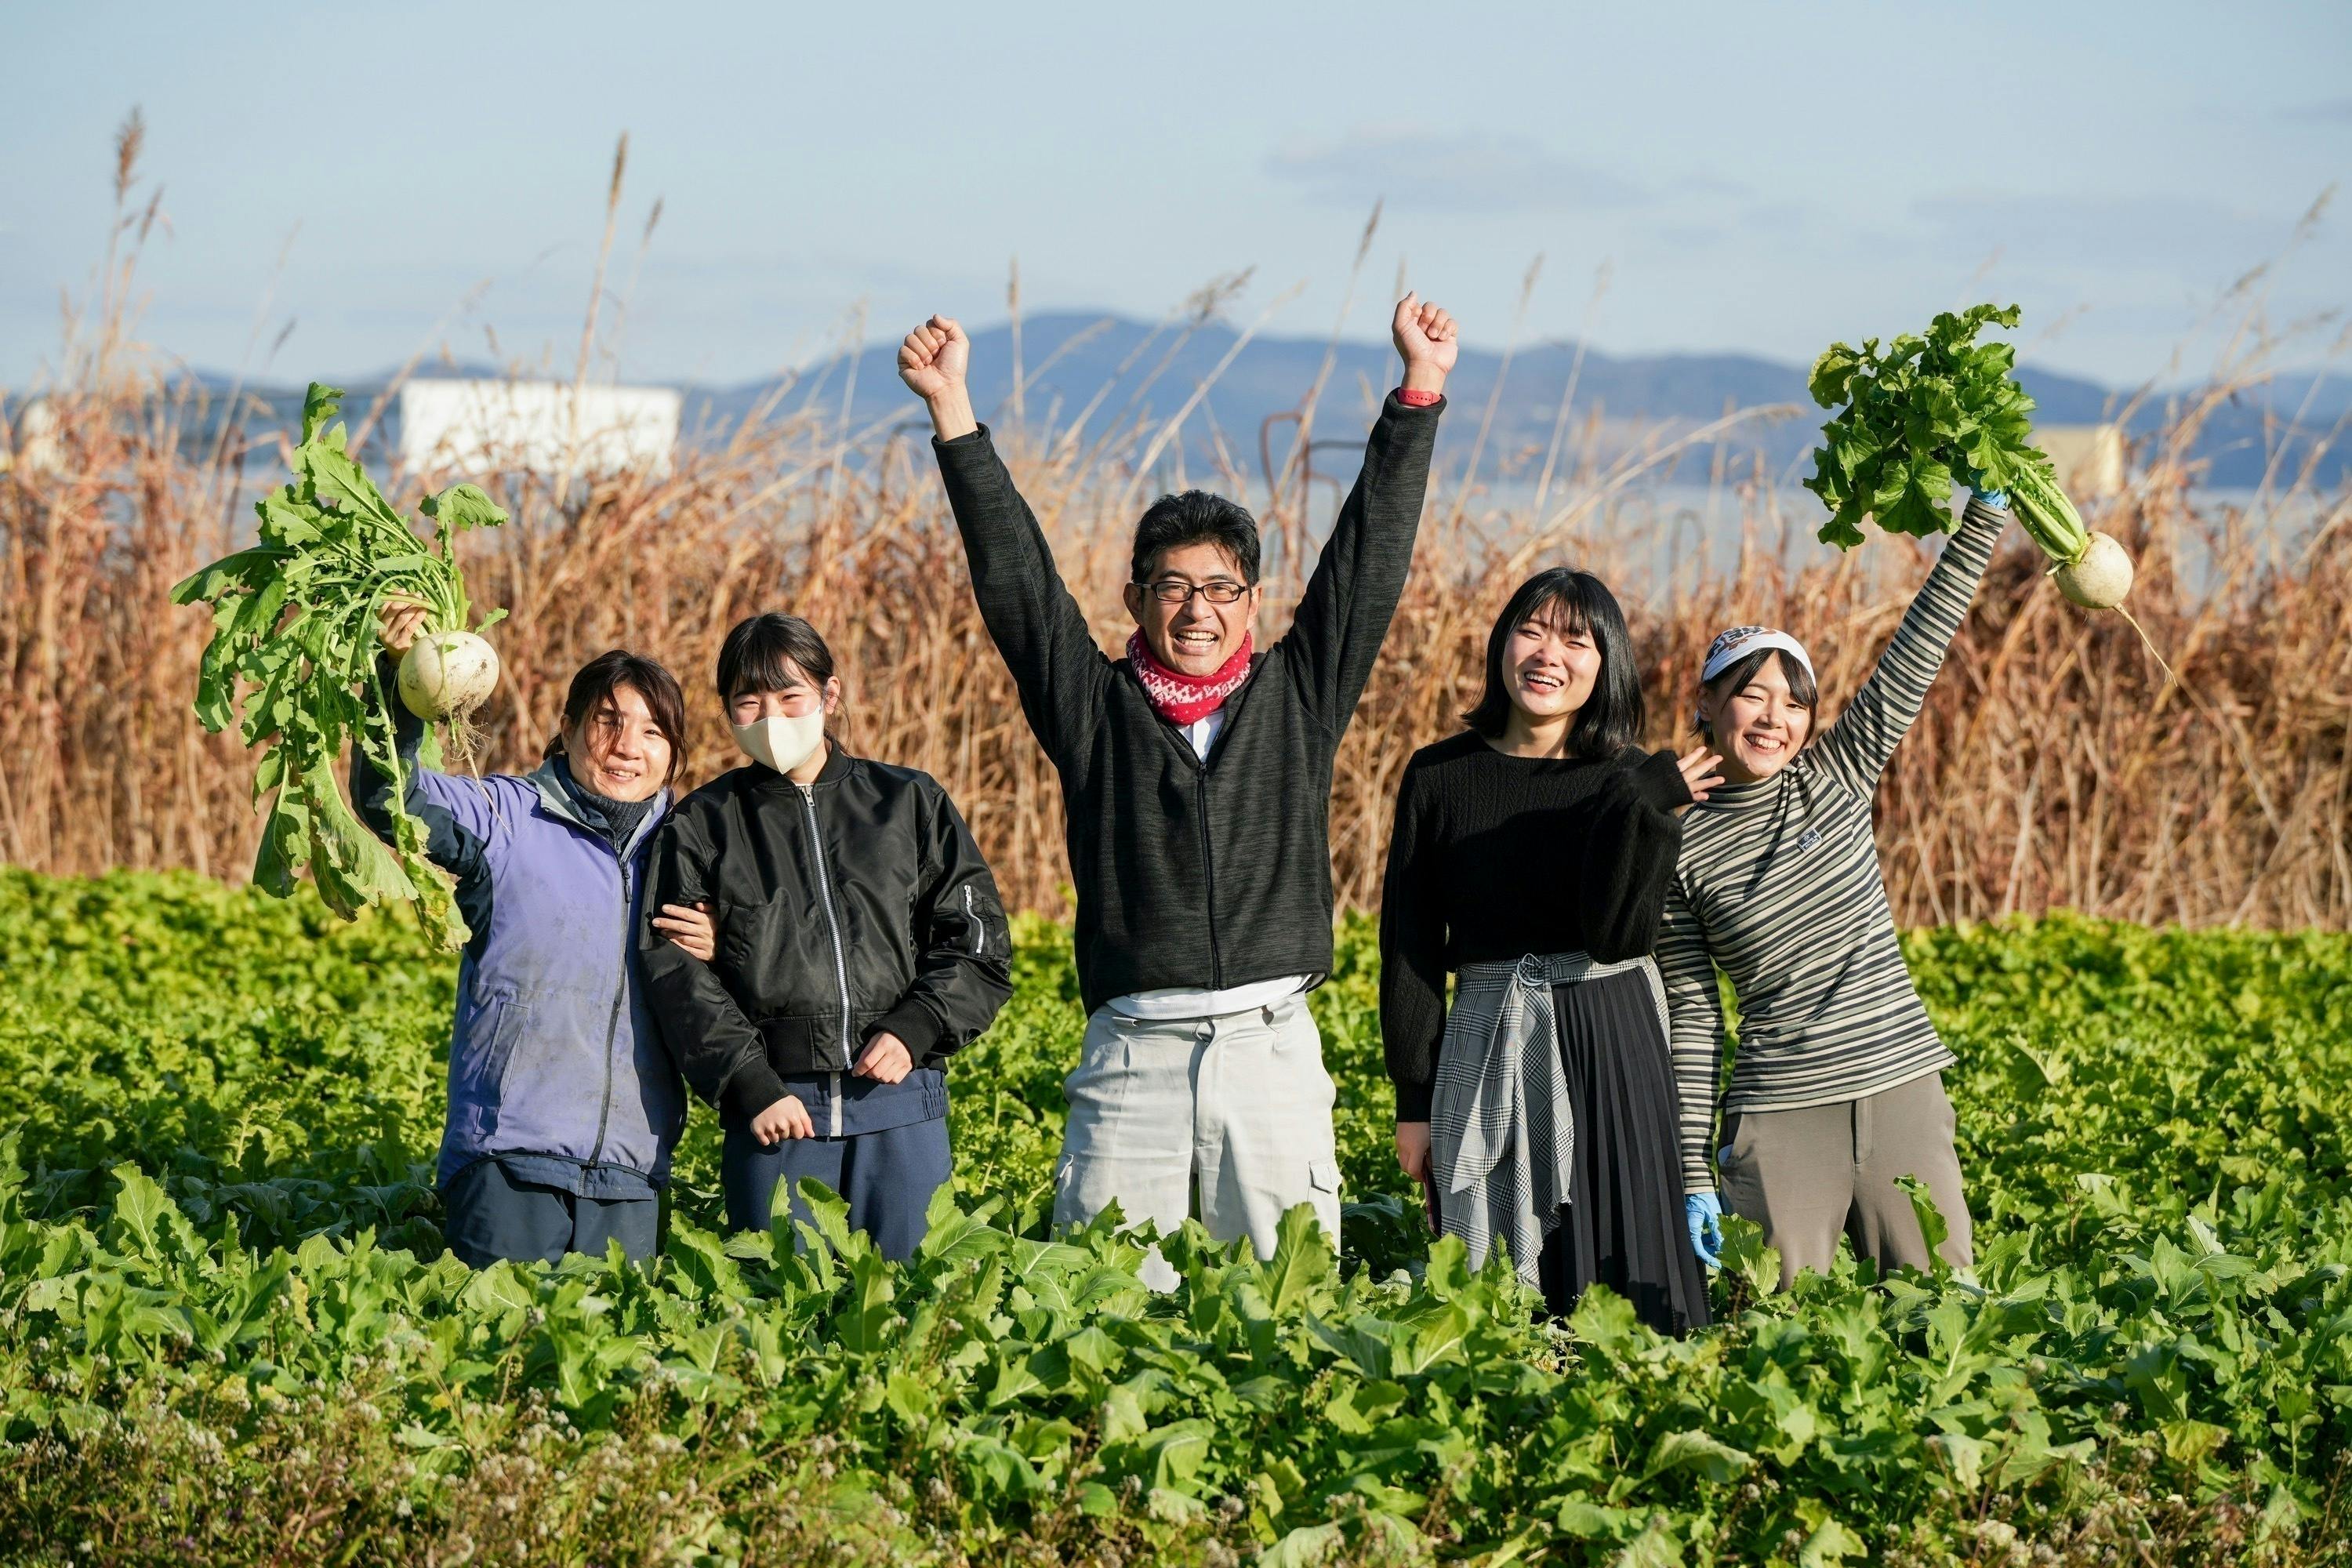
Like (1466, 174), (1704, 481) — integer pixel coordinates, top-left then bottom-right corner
(528, 757), (670, 852)
(746, 738), (855, 791)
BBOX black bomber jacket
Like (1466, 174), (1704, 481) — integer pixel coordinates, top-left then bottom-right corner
(637, 745), (1012, 1120)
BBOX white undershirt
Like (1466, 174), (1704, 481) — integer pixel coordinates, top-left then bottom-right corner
(1106, 704), (1313, 1021)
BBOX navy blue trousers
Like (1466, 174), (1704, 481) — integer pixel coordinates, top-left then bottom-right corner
(721, 1116), (950, 1261)
(443, 1158), (659, 1267)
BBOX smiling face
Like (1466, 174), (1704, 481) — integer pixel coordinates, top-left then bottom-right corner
(565, 683), (675, 803)
(1700, 652), (1815, 783)
(726, 657), (841, 728)
(1122, 540), (1261, 677)
(1504, 601), (1602, 726)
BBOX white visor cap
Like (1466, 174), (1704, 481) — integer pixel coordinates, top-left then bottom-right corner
(1699, 626), (1815, 685)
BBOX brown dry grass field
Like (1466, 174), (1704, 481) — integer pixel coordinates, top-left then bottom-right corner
(5, 129), (2348, 931)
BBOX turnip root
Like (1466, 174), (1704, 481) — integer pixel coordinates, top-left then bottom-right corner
(398, 630), (501, 720)
(2052, 532), (2135, 610)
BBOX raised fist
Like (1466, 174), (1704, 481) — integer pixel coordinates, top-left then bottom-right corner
(1392, 293), (1459, 390)
(898, 315), (970, 402)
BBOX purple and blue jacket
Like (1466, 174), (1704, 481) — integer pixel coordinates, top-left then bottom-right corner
(353, 710), (687, 1195)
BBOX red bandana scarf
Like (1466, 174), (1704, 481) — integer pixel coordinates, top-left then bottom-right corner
(1127, 630), (1254, 726)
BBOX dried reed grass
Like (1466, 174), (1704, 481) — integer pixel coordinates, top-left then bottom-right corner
(5, 125), (2347, 929)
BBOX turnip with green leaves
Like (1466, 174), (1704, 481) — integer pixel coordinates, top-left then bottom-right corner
(397, 627), (502, 722)
(1803, 303), (2136, 609)
(169, 383), (506, 948)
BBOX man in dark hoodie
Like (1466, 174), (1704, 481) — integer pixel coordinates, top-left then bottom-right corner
(898, 294), (1455, 1285)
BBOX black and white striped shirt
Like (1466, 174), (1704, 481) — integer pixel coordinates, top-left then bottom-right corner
(1658, 499), (2006, 1191)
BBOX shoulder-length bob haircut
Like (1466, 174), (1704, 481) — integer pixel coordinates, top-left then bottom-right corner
(1461, 568), (1645, 758)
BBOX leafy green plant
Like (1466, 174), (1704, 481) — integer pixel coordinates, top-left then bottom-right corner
(1803, 304), (2118, 604)
(169, 387), (506, 948)
(1, 870), (2347, 1563)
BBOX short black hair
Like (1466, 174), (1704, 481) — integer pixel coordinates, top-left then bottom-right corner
(1696, 648), (1818, 740)
(545, 649), (689, 784)
(1130, 490), (1261, 586)
(1462, 568), (1644, 758)
(717, 613), (837, 702)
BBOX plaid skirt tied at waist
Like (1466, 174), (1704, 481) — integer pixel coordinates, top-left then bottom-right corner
(1428, 950), (1674, 1287)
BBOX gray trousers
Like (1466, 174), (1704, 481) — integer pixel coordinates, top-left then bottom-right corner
(1716, 1069), (1973, 1287)
(1056, 995), (1341, 1290)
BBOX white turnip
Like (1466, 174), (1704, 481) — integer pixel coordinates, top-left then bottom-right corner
(398, 630), (501, 720)
(2052, 532), (2135, 610)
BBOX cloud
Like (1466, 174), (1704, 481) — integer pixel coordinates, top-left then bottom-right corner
(1265, 125), (1646, 214)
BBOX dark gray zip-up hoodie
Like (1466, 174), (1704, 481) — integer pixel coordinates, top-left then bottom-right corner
(931, 391), (1443, 1015)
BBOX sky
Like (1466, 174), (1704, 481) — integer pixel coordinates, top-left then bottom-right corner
(4, 1), (2349, 394)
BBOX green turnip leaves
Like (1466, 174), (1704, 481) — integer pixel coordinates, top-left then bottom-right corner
(171, 384), (506, 949)
(1804, 303), (2045, 548)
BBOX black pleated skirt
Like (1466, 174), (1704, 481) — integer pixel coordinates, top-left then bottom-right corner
(1535, 968), (1711, 1336)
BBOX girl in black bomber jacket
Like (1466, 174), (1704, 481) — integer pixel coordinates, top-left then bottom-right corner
(640, 614), (1011, 1259)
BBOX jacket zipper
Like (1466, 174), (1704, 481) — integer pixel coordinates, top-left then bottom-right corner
(1195, 766), (1222, 989)
(798, 782), (852, 1137)
(586, 857), (630, 1167)
(963, 885), (982, 956)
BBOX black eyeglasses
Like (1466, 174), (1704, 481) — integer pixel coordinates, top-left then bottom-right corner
(1138, 579), (1250, 605)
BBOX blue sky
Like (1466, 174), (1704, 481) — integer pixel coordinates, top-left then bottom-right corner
(4, 1), (2347, 391)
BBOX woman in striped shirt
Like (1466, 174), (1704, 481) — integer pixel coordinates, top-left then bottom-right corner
(1659, 492), (2009, 1287)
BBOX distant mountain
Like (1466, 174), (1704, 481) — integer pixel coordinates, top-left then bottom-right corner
(691, 313), (2345, 490)
(162, 316), (2348, 489)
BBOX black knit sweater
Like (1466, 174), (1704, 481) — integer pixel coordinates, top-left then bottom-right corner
(931, 393), (1443, 1014)
(1378, 731), (1692, 1120)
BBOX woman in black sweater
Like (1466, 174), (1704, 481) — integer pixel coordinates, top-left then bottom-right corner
(1381, 569), (1720, 1334)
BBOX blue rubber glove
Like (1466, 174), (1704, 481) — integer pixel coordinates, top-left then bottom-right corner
(1956, 461), (2007, 510)
(1686, 1191), (1724, 1269)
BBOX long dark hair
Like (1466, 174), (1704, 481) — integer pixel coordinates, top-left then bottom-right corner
(543, 650), (689, 783)
(1462, 568), (1644, 758)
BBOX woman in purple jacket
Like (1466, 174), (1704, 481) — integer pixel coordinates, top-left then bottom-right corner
(357, 601), (706, 1267)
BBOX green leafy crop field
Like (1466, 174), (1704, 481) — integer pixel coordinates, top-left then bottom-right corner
(0, 869), (2347, 1565)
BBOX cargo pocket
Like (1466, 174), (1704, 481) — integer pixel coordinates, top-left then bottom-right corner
(1306, 1156), (1344, 1236)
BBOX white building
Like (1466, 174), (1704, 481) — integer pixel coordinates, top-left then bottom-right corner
(398, 379), (681, 480)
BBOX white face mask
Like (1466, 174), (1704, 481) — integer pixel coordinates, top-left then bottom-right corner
(732, 710), (826, 775)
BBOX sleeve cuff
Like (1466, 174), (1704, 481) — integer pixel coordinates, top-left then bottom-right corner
(1632, 747), (1694, 811)
(1393, 1079), (1435, 1122)
(1962, 493), (2011, 531)
(720, 1060), (792, 1124)
(932, 423), (992, 453)
(1682, 1161), (1715, 1196)
(869, 1001), (943, 1062)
